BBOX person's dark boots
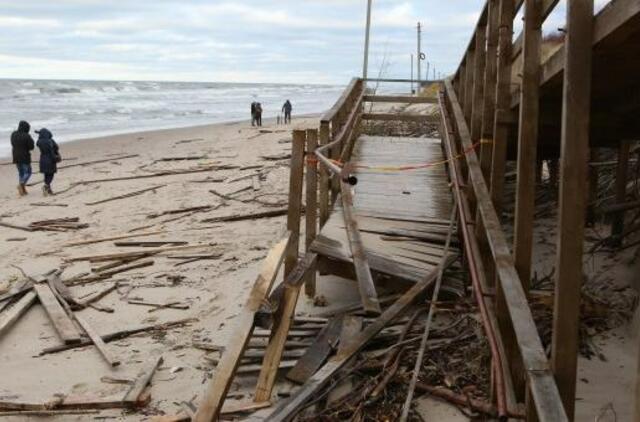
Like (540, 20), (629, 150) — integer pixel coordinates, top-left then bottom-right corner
(42, 185), (49, 196)
(17, 184), (24, 196)
(47, 185), (54, 196)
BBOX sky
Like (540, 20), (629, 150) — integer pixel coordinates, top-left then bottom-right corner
(0, 0), (611, 85)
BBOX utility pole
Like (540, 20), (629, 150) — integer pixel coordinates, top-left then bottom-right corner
(426, 62), (430, 82)
(363, 0), (373, 80)
(416, 22), (422, 88)
(410, 54), (414, 94)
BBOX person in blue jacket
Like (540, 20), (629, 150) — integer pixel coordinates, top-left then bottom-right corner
(35, 128), (60, 196)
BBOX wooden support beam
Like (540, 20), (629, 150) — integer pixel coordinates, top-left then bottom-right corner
(340, 175), (382, 316)
(551, 1), (594, 419)
(480, 0), (500, 180)
(193, 234), (290, 422)
(305, 129), (318, 298)
(490, 0), (515, 214)
(443, 79), (567, 421)
(254, 253), (319, 402)
(464, 49), (476, 123)
(33, 283), (81, 345)
(611, 141), (631, 244)
(470, 25), (487, 145)
(319, 122), (330, 228)
(264, 268), (440, 422)
(362, 95), (438, 104)
(284, 131), (306, 276)
(512, 0), (543, 403)
(459, 63), (467, 107)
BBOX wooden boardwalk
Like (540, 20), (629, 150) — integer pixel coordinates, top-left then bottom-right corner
(312, 135), (455, 283)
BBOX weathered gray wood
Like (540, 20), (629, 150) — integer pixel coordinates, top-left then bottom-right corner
(479, 0), (499, 181)
(319, 122), (330, 228)
(443, 79), (567, 421)
(361, 113), (439, 123)
(265, 268), (439, 422)
(551, 1), (594, 419)
(340, 175), (381, 316)
(123, 356), (163, 402)
(286, 317), (343, 384)
(363, 95), (437, 104)
(0, 290), (37, 339)
(470, 24), (487, 146)
(284, 131), (306, 277)
(305, 129), (318, 298)
(74, 314), (120, 367)
(253, 253), (319, 402)
(193, 234), (290, 422)
(33, 283), (81, 345)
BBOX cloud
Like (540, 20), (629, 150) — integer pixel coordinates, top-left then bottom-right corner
(0, 15), (61, 28)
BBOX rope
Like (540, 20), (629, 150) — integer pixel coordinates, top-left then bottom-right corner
(329, 139), (490, 173)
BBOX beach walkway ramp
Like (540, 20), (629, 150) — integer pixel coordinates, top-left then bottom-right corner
(311, 134), (455, 285)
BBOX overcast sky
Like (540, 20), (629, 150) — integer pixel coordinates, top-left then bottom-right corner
(0, 0), (610, 85)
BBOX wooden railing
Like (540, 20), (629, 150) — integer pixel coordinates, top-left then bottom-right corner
(443, 0), (636, 420)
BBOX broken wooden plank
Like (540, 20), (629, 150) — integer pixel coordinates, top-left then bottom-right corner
(67, 244), (212, 262)
(40, 318), (197, 355)
(75, 314), (121, 367)
(0, 290), (37, 339)
(253, 253), (319, 403)
(85, 185), (165, 206)
(286, 317), (343, 384)
(65, 231), (164, 247)
(340, 176), (381, 316)
(201, 208), (289, 224)
(123, 355), (164, 402)
(193, 234), (290, 422)
(337, 315), (363, 355)
(265, 267), (439, 421)
(33, 283), (81, 344)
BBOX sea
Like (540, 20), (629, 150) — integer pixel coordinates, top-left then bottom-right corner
(0, 79), (346, 159)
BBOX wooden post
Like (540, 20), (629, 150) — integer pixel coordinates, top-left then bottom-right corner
(319, 122), (330, 228)
(611, 141), (631, 244)
(470, 25), (487, 146)
(636, 333), (640, 422)
(285, 130), (306, 277)
(512, 0), (543, 404)
(305, 129), (318, 298)
(464, 48), (476, 123)
(514, 0), (542, 296)
(552, 0), (594, 419)
(490, 0), (515, 214)
(459, 63), (467, 107)
(480, 0), (500, 181)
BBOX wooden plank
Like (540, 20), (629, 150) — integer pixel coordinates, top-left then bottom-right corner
(253, 253), (319, 402)
(123, 356), (163, 402)
(305, 129), (318, 298)
(33, 283), (81, 344)
(361, 113), (439, 123)
(363, 95), (438, 104)
(284, 130), (306, 276)
(337, 316), (363, 354)
(490, 0), (515, 214)
(286, 317), (343, 384)
(463, 48), (476, 123)
(319, 122), (330, 228)
(193, 234), (290, 422)
(443, 79), (567, 421)
(340, 177), (381, 316)
(74, 314), (120, 367)
(0, 291), (37, 339)
(85, 185), (164, 206)
(551, 1), (593, 419)
(264, 268), (440, 422)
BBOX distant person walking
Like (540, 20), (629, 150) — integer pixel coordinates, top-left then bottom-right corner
(282, 100), (292, 124)
(36, 128), (60, 196)
(255, 103), (263, 127)
(251, 101), (257, 126)
(11, 120), (35, 196)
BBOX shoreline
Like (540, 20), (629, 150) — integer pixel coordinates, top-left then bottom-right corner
(1, 113), (320, 162)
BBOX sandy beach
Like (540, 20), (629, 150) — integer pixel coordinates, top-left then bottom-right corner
(0, 116), (325, 420)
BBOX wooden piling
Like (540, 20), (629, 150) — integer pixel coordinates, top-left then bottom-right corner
(319, 122), (330, 228)
(464, 48), (476, 123)
(304, 129), (318, 298)
(285, 130), (306, 277)
(551, 0), (594, 419)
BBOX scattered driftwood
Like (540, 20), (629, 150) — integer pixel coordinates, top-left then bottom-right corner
(73, 164), (230, 185)
(28, 217), (88, 232)
(155, 155), (207, 162)
(127, 299), (190, 312)
(30, 202), (69, 208)
(40, 318), (197, 355)
(261, 154), (291, 161)
(68, 260), (155, 285)
(147, 205), (213, 219)
(65, 230), (165, 247)
(114, 241), (187, 248)
(201, 208), (289, 224)
(67, 244), (215, 262)
(85, 185), (165, 206)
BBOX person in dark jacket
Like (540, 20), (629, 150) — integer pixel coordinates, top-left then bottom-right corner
(255, 103), (263, 127)
(10, 120), (35, 196)
(35, 128), (60, 196)
(282, 100), (292, 124)
(251, 102), (257, 126)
